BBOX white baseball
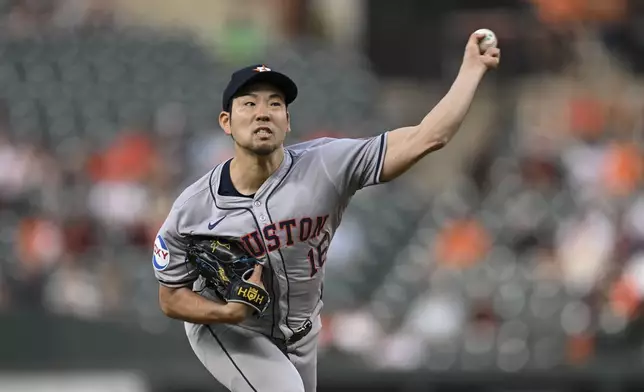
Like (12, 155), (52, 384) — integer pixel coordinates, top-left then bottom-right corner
(474, 28), (497, 52)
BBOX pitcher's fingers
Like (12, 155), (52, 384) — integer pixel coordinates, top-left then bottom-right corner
(470, 31), (486, 45)
(484, 47), (500, 57)
(249, 263), (263, 282)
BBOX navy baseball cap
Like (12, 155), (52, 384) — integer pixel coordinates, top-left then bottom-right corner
(222, 64), (298, 112)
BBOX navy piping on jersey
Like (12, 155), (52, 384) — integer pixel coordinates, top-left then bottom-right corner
(208, 165), (282, 340)
(206, 325), (258, 392)
(374, 133), (385, 184)
(264, 150), (296, 337)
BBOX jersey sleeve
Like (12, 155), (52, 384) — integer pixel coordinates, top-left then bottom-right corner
(152, 208), (199, 288)
(319, 133), (388, 194)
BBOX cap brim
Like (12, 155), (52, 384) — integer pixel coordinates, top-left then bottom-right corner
(235, 71), (298, 106)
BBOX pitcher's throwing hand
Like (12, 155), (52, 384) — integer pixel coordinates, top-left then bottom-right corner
(463, 30), (501, 73)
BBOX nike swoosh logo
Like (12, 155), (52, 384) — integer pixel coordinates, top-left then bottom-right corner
(208, 217), (225, 230)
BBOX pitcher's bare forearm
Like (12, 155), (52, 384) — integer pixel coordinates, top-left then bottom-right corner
(158, 285), (247, 324)
(380, 66), (485, 182)
(379, 32), (500, 183)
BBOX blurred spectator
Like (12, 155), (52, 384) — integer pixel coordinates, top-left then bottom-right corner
(404, 293), (467, 345)
(328, 309), (383, 356)
(434, 217), (491, 268)
(624, 194), (644, 247)
(0, 134), (29, 203)
(556, 208), (616, 296)
(86, 129), (158, 233)
(43, 257), (105, 320)
(4, 214), (64, 310)
(601, 142), (642, 197)
(86, 129), (158, 183)
(62, 214), (96, 256)
(0, 136), (52, 209)
(16, 215), (64, 272)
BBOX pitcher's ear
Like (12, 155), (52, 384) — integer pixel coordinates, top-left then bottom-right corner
(286, 111), (291, 133)
(219, 111), (232, 135)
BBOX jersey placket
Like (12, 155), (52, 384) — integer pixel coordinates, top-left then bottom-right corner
(253, 196), (293, 340)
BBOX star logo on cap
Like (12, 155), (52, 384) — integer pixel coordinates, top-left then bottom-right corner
(253, 65), (271, 73)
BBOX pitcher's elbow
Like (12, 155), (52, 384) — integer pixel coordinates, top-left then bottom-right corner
(159, 298), (172, 317)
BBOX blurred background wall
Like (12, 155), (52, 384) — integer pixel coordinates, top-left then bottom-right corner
(1, 0), (644, 391)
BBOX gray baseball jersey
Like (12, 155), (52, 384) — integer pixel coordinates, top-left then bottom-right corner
(152, 134), (387, 391)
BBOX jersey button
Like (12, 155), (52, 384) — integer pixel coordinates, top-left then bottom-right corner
(259, 215), (266, 222)
(254, 201), (261, 207)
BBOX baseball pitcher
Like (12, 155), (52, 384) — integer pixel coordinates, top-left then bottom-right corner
(152, 33), (500, 391)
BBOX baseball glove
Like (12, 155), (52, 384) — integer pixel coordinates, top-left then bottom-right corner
(184, 235), (270, 316)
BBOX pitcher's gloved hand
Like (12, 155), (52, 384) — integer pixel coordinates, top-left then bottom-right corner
(185, 236), (270, 318)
